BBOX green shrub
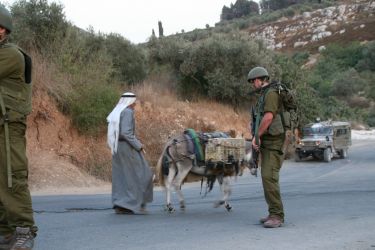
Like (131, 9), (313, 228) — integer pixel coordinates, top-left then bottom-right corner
(367, 110), (375, 127)
(105, 33), (147, 83)
(321, 43), (364, 70)
(67, 83), (119, 135)
(52, 27), (113, 78)
(177, 35), (276, 102)
(10, 0), (68, 52)
(292, 51), (310, 66)
(283, 8), (295, 17)
(356, 41), (375, 72)
(331, 68), (365, 97)
(234, 19), (251, 30)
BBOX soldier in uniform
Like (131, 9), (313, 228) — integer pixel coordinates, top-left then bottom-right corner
(0, 5), (37, 250)
(248, 66), (285, 228)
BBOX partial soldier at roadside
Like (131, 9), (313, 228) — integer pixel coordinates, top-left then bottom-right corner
(0, 5), (37, 250)
(248, 66), (286, 228)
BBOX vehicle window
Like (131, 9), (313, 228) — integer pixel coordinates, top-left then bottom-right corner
(336, 128), (348, 136)
(303, 127), (332, 136)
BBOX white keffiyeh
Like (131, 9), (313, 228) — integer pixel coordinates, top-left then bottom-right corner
(106, 92), (136, 154)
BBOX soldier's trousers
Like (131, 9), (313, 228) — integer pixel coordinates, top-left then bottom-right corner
(260, 147), (284, 220)
(0, 122), (36, 235)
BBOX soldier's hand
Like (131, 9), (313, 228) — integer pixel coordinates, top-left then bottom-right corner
(252, 137), (260, 151)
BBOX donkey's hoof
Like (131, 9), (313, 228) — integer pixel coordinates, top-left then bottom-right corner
(213, 200), (225, 208)
(180, 201), (186, 211)
(225, 203), (232, 212)
(164, 204), (175, 213)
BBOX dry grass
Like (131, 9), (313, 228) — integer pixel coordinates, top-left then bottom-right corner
(130, 80), (251, 170)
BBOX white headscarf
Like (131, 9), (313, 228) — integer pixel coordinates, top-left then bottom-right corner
(106, 92), (136, 154)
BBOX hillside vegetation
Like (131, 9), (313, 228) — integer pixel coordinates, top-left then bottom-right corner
(1, 0), (374, 189)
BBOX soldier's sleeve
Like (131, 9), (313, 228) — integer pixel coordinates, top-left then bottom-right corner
(0, 47), (24, 79)
(119, 108), (143, 151)
(263, 91), (279, 117)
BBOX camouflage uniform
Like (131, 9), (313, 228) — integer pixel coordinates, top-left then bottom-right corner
(0, 32), (37, 248)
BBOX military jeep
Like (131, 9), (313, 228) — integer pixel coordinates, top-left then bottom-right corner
(295, 121), (351, 162)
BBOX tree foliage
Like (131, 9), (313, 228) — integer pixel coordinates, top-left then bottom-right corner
(176, 35), (275, 104)
(221, 0), (259, 21)
(10, 0), (68, 52)
(260, 0), (315, 12)
(105, 33), (147, 83)
(306, 42), (374, 124)
(4, 0), (149, 134)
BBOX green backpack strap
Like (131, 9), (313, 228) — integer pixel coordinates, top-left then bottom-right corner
(0, 93), (12, 188)
(254, 92), (267, 145)
(254, 105), (261, 146)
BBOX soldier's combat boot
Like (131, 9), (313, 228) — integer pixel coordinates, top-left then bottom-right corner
(263, 215), (283, 228)
(9, 227), (34, 250)
(259, 215), (270, 224)
(0, 233), (14, 250)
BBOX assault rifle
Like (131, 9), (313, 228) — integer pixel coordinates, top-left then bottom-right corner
(249, 145), (259, 176)
(250, 105), (260, 177)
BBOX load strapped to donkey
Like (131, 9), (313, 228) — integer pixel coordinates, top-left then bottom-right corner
(162, 129), (246, 179)
(157, 128), (249, 212)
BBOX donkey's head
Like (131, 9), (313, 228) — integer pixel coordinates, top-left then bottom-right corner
(240, 140), (257, 176)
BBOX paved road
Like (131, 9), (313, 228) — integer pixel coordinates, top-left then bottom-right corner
(32, 139), (375, 250)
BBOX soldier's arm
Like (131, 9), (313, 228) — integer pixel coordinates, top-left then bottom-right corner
(259, 90), (279, 136)
(0, 47), (23, 79)
(258, 112), (274, 137)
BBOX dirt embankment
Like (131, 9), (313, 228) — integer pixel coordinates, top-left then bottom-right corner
(27, 84), (110, 192)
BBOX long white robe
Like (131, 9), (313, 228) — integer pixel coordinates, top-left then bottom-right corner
(111, 107), (153, 214)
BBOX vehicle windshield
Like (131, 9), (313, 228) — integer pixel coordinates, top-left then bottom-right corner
(303, 126), (332, 136)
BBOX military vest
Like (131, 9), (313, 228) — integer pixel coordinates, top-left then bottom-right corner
(0, 42), (32, 119)
(252, 86), (285, 137)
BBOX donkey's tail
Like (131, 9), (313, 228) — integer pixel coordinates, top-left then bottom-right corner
(156, 145), (169, 187)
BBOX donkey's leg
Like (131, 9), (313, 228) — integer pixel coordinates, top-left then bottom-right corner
(213, 176), (225, 208)
(173, 160), (192, 211)
(164, 166), (177, 213)
(222, 176), (232, 211)
(213, 176), (232, 211)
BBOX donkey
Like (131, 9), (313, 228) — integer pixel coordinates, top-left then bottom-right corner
(156, 131), (253, 213)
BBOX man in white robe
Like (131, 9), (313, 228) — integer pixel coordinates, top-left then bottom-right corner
(107, 92), (153, 214)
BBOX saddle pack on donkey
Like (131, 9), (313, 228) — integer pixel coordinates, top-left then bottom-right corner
(178, 129), (244, 176)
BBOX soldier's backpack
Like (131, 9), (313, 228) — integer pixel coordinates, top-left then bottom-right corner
(269, 81), (299, 132)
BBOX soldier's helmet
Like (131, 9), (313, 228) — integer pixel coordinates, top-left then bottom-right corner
(0, 5), (13, 33)
(247, 67), (269, 83)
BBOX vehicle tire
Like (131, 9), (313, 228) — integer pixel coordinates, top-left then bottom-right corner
(323, 148), (332, 162)
(295, 152), (302, 162)
(340, 149), (348, 159)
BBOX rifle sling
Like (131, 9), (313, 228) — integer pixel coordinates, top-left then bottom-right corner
(0, 93), (12, 188)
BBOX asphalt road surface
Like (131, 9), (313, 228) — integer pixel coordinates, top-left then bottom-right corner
(32, 139), (375, 250)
